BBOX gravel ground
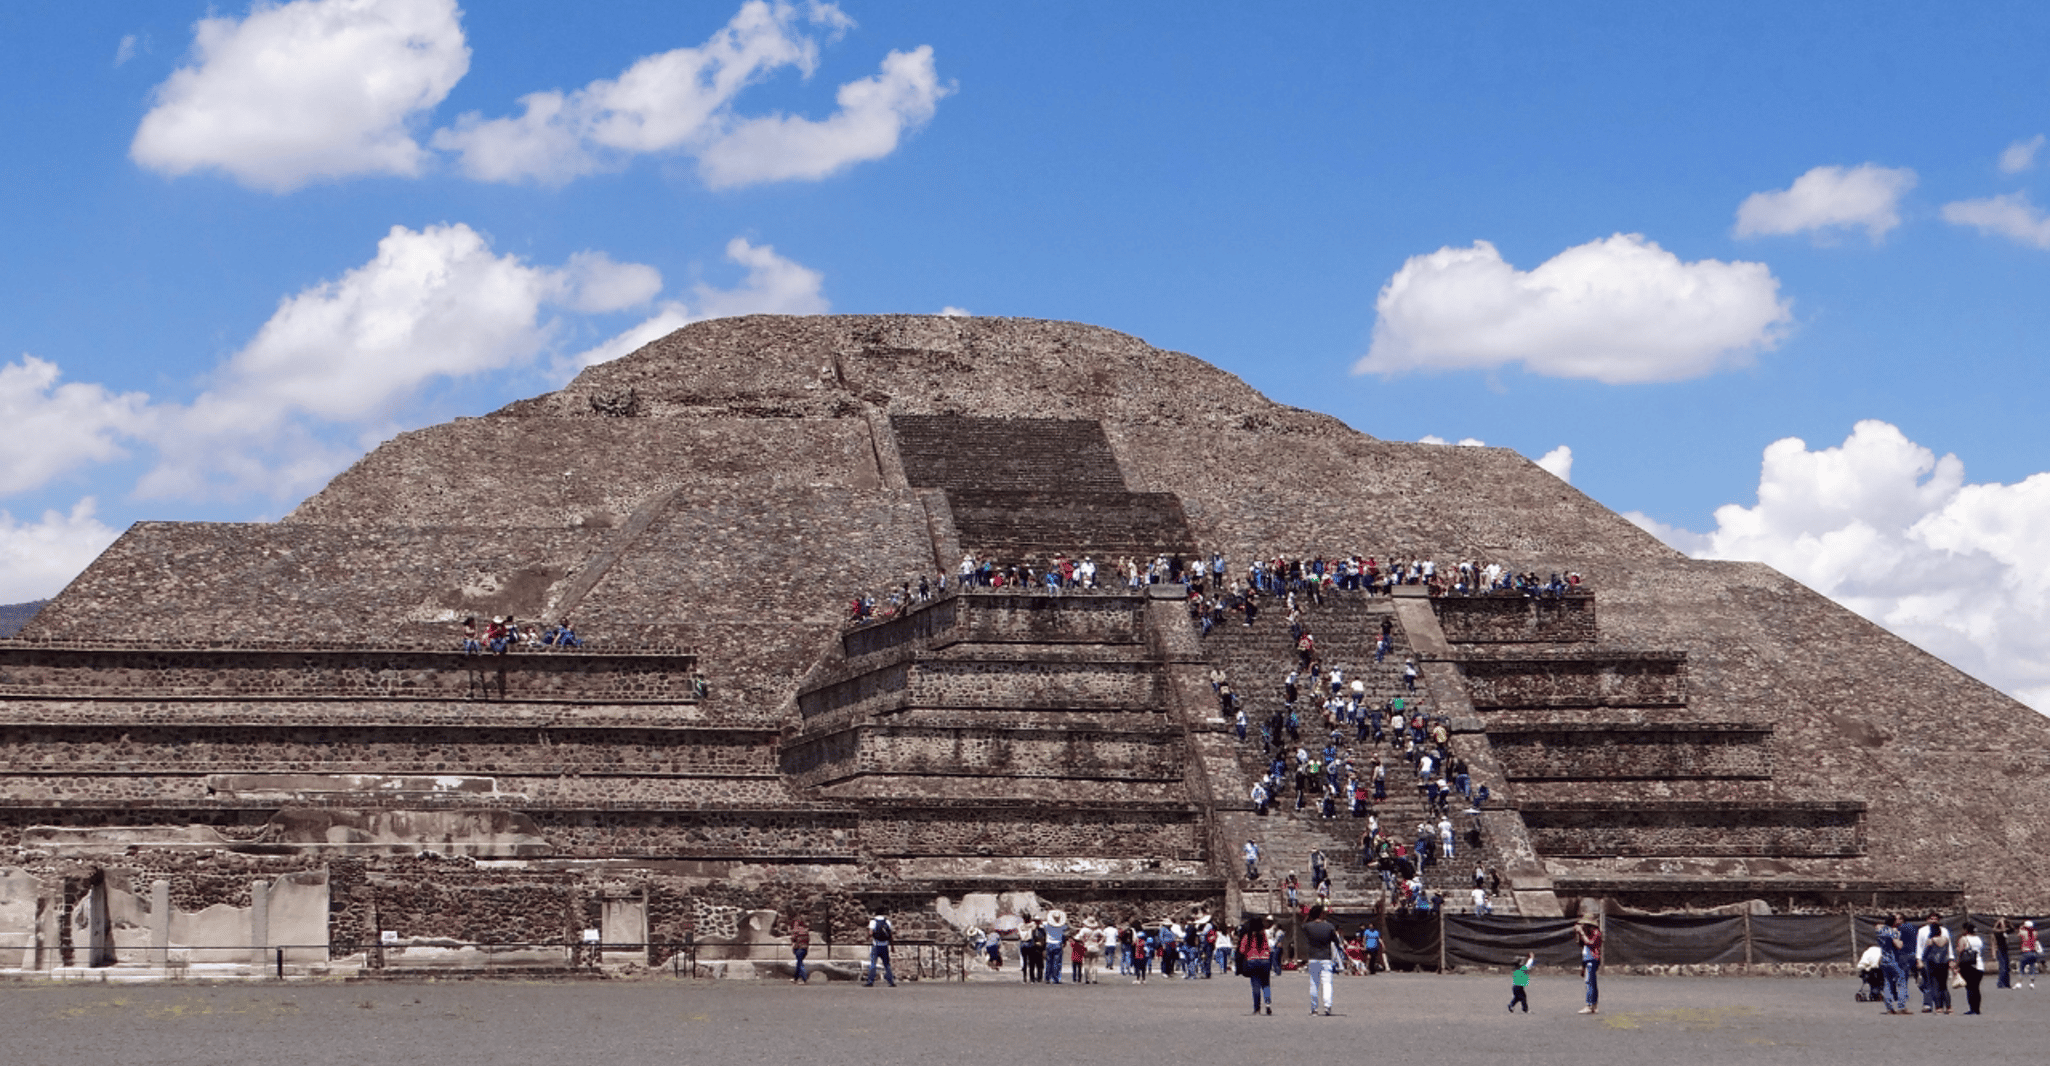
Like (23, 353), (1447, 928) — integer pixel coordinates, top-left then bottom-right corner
(5, 969), (2037, 1066)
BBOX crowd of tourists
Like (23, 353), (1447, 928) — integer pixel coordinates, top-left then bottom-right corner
(1219, 611), (1498, 913)
(460, 615), (581, 654)
(1860, 913), (2038, 1016)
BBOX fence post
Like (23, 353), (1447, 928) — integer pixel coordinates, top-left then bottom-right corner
(276, 947), (284, 980)
(1438, 910), (1447, 974)
(1743, 909), (1753, 966)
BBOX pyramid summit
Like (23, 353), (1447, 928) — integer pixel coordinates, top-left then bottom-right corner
(3, 314), (2044, 973)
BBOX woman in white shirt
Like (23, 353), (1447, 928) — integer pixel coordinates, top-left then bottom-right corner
(1957, 921), (1988, 1015)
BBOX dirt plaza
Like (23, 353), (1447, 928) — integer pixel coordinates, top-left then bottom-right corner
(4, 970), (2036, 1066)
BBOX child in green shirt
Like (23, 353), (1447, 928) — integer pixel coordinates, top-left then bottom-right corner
(1508, 953), (1533, 1013)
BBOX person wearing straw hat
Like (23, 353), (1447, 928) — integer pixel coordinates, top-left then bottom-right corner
(1575, 917), (1602, 1014)
(1080, 917), (1104, 984)
(1044, 909), (1068, 983)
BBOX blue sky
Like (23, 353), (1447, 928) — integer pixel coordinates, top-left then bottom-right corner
(5, 0), (2050, 708)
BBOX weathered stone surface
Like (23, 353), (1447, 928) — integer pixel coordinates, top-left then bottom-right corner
(0, 313), (2044, 972)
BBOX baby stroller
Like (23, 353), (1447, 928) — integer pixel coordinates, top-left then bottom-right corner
(1855, 945), (1884, 1002)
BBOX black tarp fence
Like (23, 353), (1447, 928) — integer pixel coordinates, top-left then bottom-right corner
(1356, 912), (2048, 971)
(1444, 915), (1579, 969)
(1255, 909), (2046, 973)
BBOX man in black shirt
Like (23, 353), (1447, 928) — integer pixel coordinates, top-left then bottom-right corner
(1302, 904), (1340, 1016)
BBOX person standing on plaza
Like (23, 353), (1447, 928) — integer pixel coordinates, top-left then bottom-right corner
(1956, 921), (1987, 1015)
(1915, 911), (1951, 1012)
(1508, 952), (1533, 1013)
(863, 911), (896, 988)
(1576, 917), (1602, 1014)
(1877, 915), (1914, 1014)
(1302, 904), (1340, 1016)
(1044, 909), (1068, 984)
(2020, 920), (2041, 988)
(1922, 926), (1955, 1014)
(1237, 915), (1274, 1014)
(1991, 917), (2012, 989)
(789, 916), (811, 984)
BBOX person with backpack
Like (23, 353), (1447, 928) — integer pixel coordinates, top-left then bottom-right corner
(863, 912), (896, 988)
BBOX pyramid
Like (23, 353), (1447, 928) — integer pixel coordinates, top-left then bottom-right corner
(3, 315), (2043, 972)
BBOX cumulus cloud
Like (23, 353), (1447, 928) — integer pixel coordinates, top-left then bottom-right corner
(1534, 444), (1572, 483)
(1418, 436), (1487, 447)
(564, 238), (827, 373)
(132, 0), (469, 193)
(694, 45), (948, 187)
(1733, 164), (1917, 242)
(938, 306), (970, 317)
(1942, 192), (2050, 249)
(138, 223), (664, 500)
(1999, 135), (2044, 175)
(0, 499), (122, 603)
(0, 356), (151, 496)
(433, 1), (945, 188)
(1357, 235), (1792, 384)
(1639, 420), (2050, 711)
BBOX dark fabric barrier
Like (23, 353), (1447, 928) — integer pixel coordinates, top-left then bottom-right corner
(1605, 914), (1745, 966)
(1383, 913), (1443, 972)
(1444, 915), (1579, 969)
(1751, 914), (1853, 964)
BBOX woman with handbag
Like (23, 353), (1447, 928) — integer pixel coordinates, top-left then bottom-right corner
(1956, 922), (1987, 1015)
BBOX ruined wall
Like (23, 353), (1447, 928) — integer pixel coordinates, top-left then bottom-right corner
(1434, 593), (1597, 644)
(1522, 802), (1867, 858)
(0, 646), (701, 703)
(1487, 725), (1774, 780)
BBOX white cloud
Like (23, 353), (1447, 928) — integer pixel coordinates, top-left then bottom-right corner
(0, 356), (150, 496)
(139, 223), (664, 500)
(114, 34), (138, 67)
(1733, 164), (1917, 241)
(554, 252), (664, 314)
(1999, 135), (2044, 175)
(1942, 192), (2050, 249)
(433, 1), (943, 189)
(0, 499), (121, 603)
(1417, 436), (1487, 447)
(564, 237), (827, 373)
(132, 0), (468, 193)
(694, 45), (949, 188)
(1534, 444), (1572, 483)
(1645, 420), (2050, 712)
(1357, 235), (1791, 384)
(938, 306), (970, 317)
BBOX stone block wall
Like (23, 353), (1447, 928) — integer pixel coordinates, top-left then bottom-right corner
(892, 415), (1128, 493)
(943, 489), (1197, 562)
(1460, 652), (1688, 709)
(906, 658), (1164, 709)
(1433, 593), (1596, 643)
(1521, 802), (1867, 858)
(860, 806), (1205, 859)
(0, 646), (702, 704)
(1486, 725), (1773, 780)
